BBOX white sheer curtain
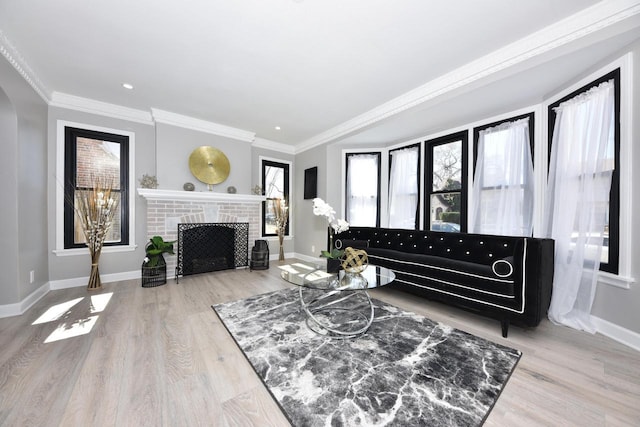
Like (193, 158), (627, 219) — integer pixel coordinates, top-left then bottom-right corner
(346, 153), (379, 226)
(471, 118), (534, 236)
(543, 80), (615, 333)
(388, 146), (419, 229)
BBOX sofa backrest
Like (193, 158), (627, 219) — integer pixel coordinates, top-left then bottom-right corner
(335, 227), (524, 266)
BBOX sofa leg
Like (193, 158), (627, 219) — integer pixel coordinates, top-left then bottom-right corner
(501, 319), (509, 338)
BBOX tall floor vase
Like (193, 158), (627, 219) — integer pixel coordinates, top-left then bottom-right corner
(87, 248), (102, 290)
(278, 230), (285, 261)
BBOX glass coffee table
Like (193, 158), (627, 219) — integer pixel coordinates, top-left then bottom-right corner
(280, 262), (395, 338)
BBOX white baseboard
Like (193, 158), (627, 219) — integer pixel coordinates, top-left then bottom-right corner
(592, 315), (640, 352)
(0, 270), (140, 318)
(269, 252), (298, 261)
(49, 270), (139, 290)
(0, 282), (50, 318)
(291, 252), (323, 263)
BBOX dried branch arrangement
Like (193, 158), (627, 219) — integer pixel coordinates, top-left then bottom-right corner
(73, 179), (120, 290)
(273, 198), (288, 261)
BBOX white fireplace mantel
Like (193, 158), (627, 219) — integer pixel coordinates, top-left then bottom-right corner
(137, 188), (267, 203)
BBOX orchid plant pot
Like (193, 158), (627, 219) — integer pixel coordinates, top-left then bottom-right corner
(326, 258), (342, 274)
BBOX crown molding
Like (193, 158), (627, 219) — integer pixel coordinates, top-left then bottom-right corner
(0, 29), (50, 103)
(296, 0), (640, 152)
(151, 108), (256, 143)
(50, 92), (154, 125)
(252, 137), (296, 155)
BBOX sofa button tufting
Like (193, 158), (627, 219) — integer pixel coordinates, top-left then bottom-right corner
(466, 251), (470, 255)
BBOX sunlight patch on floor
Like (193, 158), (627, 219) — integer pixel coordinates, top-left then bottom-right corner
(44, 316), (99, 343)
(32, 298), (84, 325)
(90, 292), (113, 313)
(33, 292), (114, 343)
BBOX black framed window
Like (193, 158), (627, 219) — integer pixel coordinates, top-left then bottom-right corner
(388, 144), (421, 229)
(64, 127), (129, 249)
(548, 69), (620, 274)
(262, 159), (290, 236)
(471, 113), (535, 236)
(345, 152), (381, 227)
(424, 131), (468, 233)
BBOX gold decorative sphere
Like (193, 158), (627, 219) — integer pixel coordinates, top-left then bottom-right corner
(341, 247), (369, 274)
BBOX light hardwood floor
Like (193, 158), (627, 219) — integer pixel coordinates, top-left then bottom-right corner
(1, 260), (639, 426)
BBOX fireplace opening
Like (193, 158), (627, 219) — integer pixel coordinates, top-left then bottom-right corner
(176, 223), (249, 282)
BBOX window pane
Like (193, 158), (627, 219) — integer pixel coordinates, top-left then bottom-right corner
(432, 141), (462, 192)
(264, 199), (278, 235)
(429, 193), (461, 232)
(264, 165), (284, 199)
(472, 116), (534, 236)
(261, 160), (289, 236)
(76, 138), (121, 189)
(481, 129), (528, 187)
(388, 146), (419, 229)
(346, 153), (379, 227)
(73, 191), (121, 245)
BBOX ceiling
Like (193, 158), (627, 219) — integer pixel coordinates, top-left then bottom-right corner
(1, 0), (639, 151)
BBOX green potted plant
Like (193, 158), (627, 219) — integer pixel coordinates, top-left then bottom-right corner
(143, 235), (176, 267)
(321, 248), (344, 273)
(142, 236), (175, 287)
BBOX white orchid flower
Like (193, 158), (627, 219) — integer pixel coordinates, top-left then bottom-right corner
(312, 198), (335, 220)
(332, 218), (350, 233)
(312, 198), (349, 235)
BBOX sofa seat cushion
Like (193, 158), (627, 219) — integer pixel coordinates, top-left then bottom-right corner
(366, 248), (517, 299)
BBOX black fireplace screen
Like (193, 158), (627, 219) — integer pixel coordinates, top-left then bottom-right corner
(176, 223), (249, 281)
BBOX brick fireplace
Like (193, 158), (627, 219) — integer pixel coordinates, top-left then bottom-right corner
(137, 188), (265, 279)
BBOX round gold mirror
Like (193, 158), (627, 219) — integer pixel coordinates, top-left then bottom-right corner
(188, 146), (230, 189)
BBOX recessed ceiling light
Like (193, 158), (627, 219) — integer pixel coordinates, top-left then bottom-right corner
(275, 126), (281, 130)
(122, 83), (134, 90)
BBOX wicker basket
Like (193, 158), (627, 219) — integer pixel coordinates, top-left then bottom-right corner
(141, 256), (167, 287)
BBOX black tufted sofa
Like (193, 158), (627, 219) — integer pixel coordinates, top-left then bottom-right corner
(334, 227), (554, 337)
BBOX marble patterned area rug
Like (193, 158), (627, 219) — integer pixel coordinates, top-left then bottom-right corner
(212, 288), (521, 427)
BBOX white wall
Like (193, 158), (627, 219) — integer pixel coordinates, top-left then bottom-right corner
(0, 58), (48, 307)
(155, 123), (252, 193)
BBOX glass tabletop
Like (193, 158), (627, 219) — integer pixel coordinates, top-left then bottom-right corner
(279, 262), (395, 291)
